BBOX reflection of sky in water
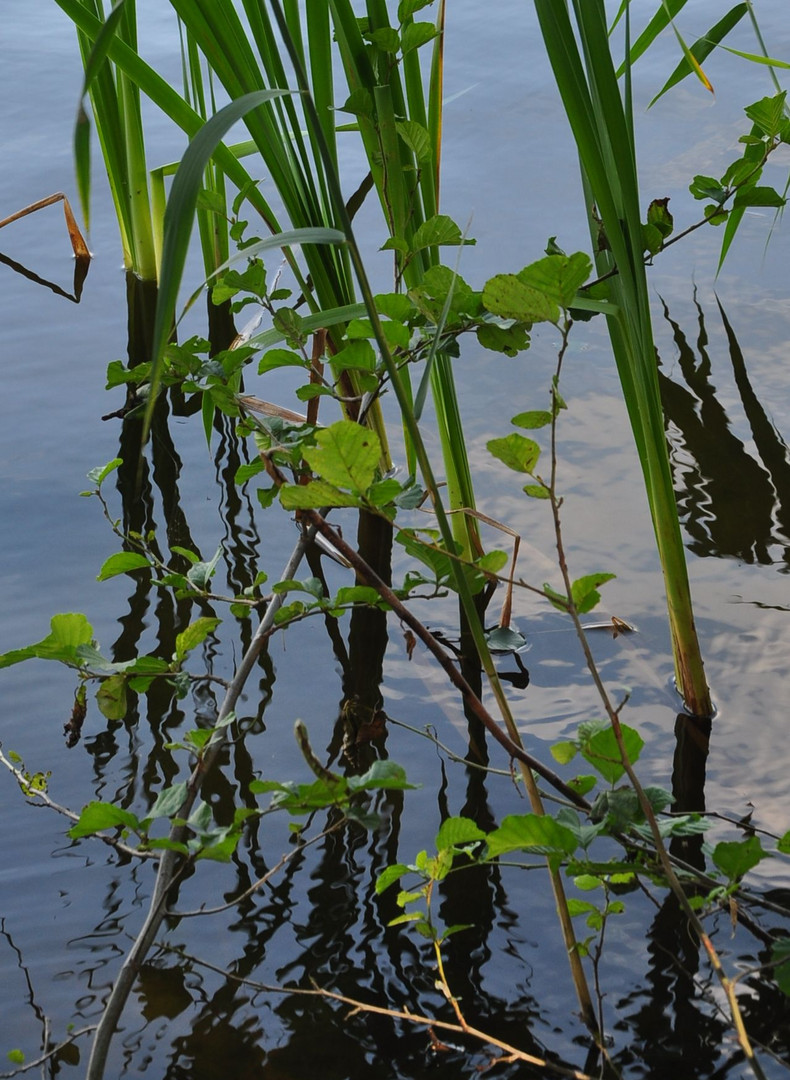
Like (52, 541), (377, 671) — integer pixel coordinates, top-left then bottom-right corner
(3, 1), (790, 1074)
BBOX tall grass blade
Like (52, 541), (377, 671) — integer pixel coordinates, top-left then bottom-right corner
(146, 90), (344, 440)
(535, 0), (712, 717)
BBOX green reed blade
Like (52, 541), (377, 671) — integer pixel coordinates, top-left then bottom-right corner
(535, 0), (712, 716)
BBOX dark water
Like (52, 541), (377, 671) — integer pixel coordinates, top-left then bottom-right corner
(3, 2), (790, 1077)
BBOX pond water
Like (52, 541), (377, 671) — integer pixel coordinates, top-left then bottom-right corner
(3, 2), (790, 1077)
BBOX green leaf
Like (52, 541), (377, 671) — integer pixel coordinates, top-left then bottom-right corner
(581, 724), (643, 784)
(258, 348), (307, 374)
(398, 0), (434, 18)
(339, 88), (373, 117)
(435, 816), (487, 851)
(487, 433), (541, 474)
(303, 420), (381, 493)
(524, 483), (551, 499)
(333, 585), (382, 608)
(744, 92), (788, 139)
(482, 274), (558, 323)
(148, 782), (189, 821)
(551, 741), (577, 765)
(512, 410), (552, 430)
(148, 90), (345, 435)
(97, 551), (151, 581)
(368, 26), (400, 52)
(96, 674), (128, 720)
(87, 458), (123, 485)
(485, 813), (579, 858)
(646, 198), (674, 241)
(279, 480), (359, 509)
(571, 572), (616, 614)
(777, 831), (790, 854)
(411, 214), (472, 252)
(347, 760), (415, 792)
(517, 252), (592, 308)
(375, 292), (415, 322)
(401, 21), (438, 54)
(396, 119), (432, 162)
(690, 175), (726, 203)
(733, 185), (785, 209)
(485, 626), (527, 652)
(476, 322), (530, 356)
(0, 613), (94, 669)
(175, 617), (222, 662)
(186, 546), (223, 590)
(772, 938), (790, 996)
(68, 801), (141, 839)
(712, 836), (768, 881)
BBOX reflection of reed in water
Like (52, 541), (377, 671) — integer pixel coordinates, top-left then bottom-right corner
(658, 293), (790, 567)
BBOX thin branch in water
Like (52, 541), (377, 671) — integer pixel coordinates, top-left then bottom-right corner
(154, 943), (596, 1080)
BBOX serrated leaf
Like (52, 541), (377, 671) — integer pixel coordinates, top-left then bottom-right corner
(401, 21), (437, 54)
(435, 816), (487, 851)
(412, 214), (471, 252)
(396, 119), (432, 162)
(279, 480), (359, 509)
(485, 813), (578, 858)
(516, 252), (592, 308)
(712, 836), (768, 880)
(303, 420), (381, 493)
(483, 274), (557, 323)
(476, 322), (530, 355)
(398, 0), (434, 17)
(581, 724), (643, 784)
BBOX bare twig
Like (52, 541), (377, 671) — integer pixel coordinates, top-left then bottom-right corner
(154, 944), (596, 1080)
(84, 524), (317, 1080)
(0, 1026), (96, 1079)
